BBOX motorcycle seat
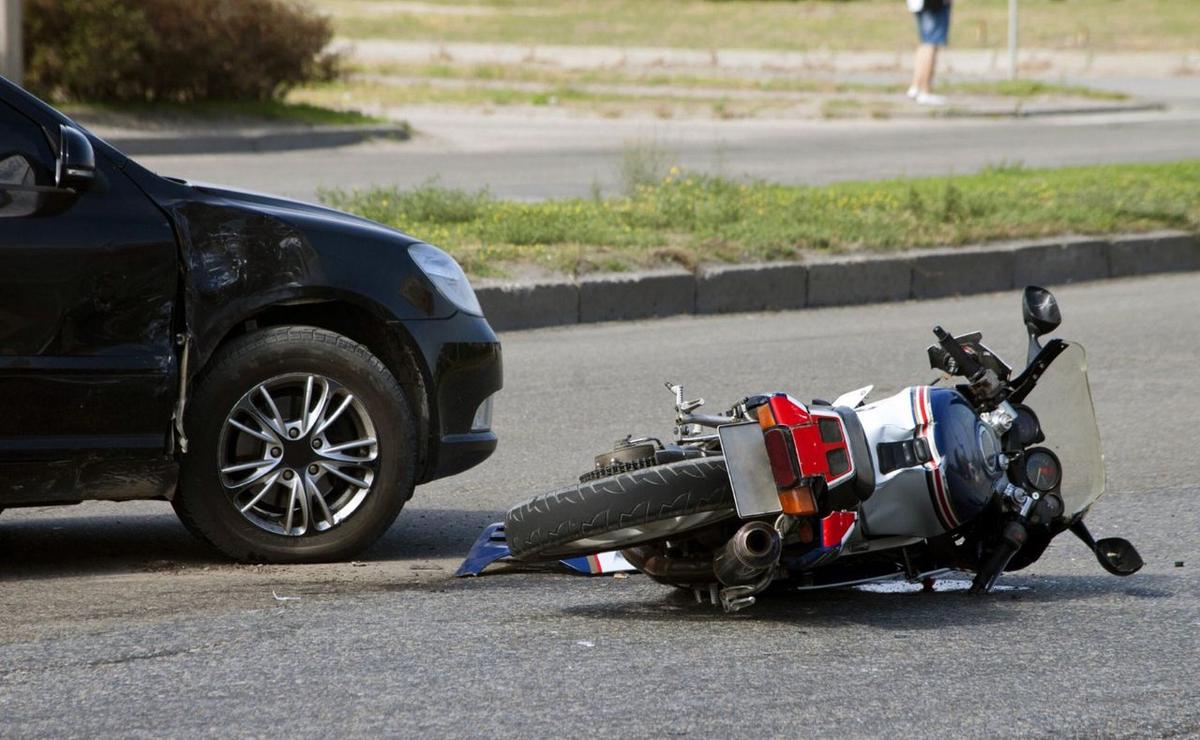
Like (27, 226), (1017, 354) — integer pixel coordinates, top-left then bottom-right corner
(828, 406), (877, 505)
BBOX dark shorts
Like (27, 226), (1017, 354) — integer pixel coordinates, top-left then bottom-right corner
(916, 5), (951, 46)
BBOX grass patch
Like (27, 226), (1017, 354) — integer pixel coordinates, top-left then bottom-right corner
(820, 97), (894, 119)
(943, 80), (1128, 101)
(61, 99), (385, 127)
(321, 160), (1200, 278)
(290, 78), (751, 117)
(316, 0), (1200, 53)
(355, 61), (1129, 102)
(289, 71), (1124, 122)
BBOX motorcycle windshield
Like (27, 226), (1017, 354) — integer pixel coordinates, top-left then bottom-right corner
(1021, 342), (1106, 518)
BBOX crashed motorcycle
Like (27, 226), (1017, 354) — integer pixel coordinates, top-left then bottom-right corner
(500, 286), (1143, 611)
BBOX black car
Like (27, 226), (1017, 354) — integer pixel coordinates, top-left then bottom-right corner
(0, 77), (502, 562)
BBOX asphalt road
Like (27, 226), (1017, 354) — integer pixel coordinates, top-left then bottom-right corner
(1, 274), (1198, 736)
(134, 108), (1200, 201)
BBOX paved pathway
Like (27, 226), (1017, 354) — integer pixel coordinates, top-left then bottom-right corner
(342, 38), (1200, 78)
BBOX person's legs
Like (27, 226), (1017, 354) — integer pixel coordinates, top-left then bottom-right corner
(913, 44), (935, 93)
(911, 6), (949, 104)
(910, 45), (925, 92)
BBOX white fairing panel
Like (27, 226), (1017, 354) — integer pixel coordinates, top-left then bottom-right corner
(856, 387), (949, 538)
(832, 385), (873, 409)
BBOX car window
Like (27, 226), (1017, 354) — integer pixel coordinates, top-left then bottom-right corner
(0, 105), (54, 219)
(0, 153), (38, 218)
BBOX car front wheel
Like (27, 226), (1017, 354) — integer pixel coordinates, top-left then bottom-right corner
(175, 326), (416, 563)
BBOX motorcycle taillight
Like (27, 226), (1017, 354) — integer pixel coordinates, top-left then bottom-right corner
(763, 426), (800, 489)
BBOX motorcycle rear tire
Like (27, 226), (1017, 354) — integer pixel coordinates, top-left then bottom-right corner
(504, 457), (735, 561)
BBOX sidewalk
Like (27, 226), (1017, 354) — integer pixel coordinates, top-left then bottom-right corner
(310, 38), (1184, 127)
(352, 71), (1165, 122)
(89, 123), (409, 156)
(341, 38), (1200, 79)
(71, 105), (409, 156)
(72, 41), (1189, 156)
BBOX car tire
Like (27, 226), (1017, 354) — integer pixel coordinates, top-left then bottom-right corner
(504, 457), (735, 561)
(174, 326), (417, 563)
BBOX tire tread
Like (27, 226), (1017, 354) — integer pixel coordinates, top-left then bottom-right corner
(504, 457), (732, 559)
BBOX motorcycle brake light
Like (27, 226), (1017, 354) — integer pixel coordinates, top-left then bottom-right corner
(763, 426), (800, 488)
(779, 485), (817, 516)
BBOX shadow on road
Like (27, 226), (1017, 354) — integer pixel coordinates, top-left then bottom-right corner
(556, 573), (1179, 628)
(0, 505), (503, 581)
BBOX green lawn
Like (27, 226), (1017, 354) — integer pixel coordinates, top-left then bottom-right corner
(321, 160), (1200, 278)
(314, 0), (1200, 52)
(61, 100), (385, 128)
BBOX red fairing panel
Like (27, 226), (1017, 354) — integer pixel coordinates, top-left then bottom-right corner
(765, 395), (855, 488)
(820, 511), (858, 548)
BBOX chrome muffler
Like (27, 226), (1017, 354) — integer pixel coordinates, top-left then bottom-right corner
(712, 520), (782, 587)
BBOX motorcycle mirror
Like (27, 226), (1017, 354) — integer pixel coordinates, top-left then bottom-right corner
(1023, 285), (1061, 336)
(1022, 286), (1061, 364)
(1093, 537), (1144, 577)
(1069, 520), (1144, 577)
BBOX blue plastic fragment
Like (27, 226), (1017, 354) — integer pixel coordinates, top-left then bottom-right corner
(455, 522), (640, 577)
(454, 522), (511, 577)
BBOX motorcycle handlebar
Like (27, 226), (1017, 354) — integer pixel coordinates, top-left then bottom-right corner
(932, 325), (986, 380)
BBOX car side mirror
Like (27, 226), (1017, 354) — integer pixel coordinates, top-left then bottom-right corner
(55, 125), (95, 191)
(1022, 285), (1061, 364)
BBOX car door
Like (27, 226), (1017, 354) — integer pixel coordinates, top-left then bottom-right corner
(0, 95), (180, 503)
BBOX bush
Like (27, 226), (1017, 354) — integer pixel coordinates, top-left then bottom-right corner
(24, 0), (338, 103)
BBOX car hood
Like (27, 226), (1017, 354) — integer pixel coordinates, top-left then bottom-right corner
(183, 180), (408, 242)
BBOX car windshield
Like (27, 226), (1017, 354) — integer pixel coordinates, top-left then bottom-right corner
(1021, 342), (1105, 517)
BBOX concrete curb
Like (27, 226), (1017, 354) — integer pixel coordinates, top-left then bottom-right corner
(942, 102), (1167, 119)
(1010, 102), (1167, 118)
(579, 270), (695, 323)
(476, 230), (1199, 332)
(102, 124), (410, 156)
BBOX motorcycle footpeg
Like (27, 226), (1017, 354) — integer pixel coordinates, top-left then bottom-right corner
(718, 585), (760, 613)
(721, 594), (758, 613)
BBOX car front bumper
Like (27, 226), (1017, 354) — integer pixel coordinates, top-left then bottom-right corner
(394, 312), (503, 483)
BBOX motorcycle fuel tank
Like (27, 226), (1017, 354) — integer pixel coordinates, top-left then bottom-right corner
(858, 387), (1001, 538)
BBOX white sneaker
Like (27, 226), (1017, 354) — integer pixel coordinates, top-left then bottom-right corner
(906, 85), (919, 99)
(916, 92), (948, 106)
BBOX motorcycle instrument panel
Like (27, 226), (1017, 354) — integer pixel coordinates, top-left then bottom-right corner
(1022, 448), (1062, 492)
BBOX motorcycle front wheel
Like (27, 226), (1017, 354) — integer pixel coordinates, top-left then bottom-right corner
(504, 457), (735, 560)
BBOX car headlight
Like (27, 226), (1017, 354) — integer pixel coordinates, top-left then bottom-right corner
(409, 243), (482, 316)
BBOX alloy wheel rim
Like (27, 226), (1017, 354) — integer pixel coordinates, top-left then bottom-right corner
(218, 373), (379, 537)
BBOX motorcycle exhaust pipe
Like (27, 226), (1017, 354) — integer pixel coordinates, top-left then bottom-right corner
(713, 521), (782, 587)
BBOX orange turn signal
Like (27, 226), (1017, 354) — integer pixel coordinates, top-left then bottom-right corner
(778, 485), (817, 516)
(756, 404), (776, 428)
